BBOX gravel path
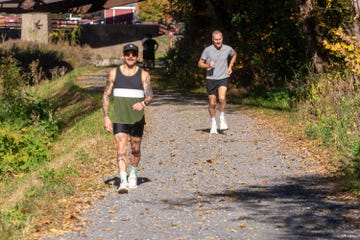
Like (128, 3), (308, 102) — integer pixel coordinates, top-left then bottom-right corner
(44, 87), (360, 240)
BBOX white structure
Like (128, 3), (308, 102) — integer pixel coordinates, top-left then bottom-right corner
(104, 4), (137, 24)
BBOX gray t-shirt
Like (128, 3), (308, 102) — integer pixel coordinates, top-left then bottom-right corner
(200, 44), (235, 80)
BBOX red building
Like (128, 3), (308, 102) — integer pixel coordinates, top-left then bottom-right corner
(104, 4), (138, 24)
(0, 16), (21, 29)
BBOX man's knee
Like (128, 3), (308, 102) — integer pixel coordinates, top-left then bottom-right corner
(219, 97), (226, 104)
(208, 102), (216, 109)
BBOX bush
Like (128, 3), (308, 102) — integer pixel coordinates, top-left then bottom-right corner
(0, 205), (28, 240)
(0, 56), (59, 179)
(0, 124), (51, 178)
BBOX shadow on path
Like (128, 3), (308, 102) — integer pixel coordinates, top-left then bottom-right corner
(103, 176), (151, 188)
(159, 175), (360, 240)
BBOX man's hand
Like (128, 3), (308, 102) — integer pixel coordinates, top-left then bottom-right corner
(209, 60), (215, 69)
(104, 116), (113, 132)
(133, 102), (145, 111)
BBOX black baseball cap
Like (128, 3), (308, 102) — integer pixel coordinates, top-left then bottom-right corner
(123, 43), (138, 53)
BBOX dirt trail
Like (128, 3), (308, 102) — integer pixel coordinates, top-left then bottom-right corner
(43, 70), (360, 240)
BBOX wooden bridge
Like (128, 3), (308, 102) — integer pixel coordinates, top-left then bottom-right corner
(0, 0), (141, 13)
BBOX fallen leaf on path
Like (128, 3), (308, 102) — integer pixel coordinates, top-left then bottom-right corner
(206, 159), (218, 163)
(103, 227), (115, 231)
(238, 223), (246, 228)
(107, 208), (117, 213)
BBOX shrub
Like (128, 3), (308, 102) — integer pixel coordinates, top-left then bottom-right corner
(0, 56), (29, 115)
(0, 205), (28, 239)
(303, 27), (360, 192)
(0, 56), (59, 179)
(0, 124), (51, 178)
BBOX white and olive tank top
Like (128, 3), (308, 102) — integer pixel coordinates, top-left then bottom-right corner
(113, 67), (144, 124)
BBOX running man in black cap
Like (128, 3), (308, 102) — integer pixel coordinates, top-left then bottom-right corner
(103, 43), (154, 193)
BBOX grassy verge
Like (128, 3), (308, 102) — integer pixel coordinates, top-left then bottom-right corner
(0, 66), (116, 239)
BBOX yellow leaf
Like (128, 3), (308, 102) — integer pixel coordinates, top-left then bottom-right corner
(13, 173), (24, 178)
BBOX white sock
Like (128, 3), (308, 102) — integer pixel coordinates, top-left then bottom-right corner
(211, 117), (216, 124)
(220, 112), (225, 118)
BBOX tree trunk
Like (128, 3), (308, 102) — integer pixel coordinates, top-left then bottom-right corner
(298, 0), (324, 73)
(351, 0), (360, 40)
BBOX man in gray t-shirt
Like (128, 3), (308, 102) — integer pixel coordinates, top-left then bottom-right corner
(198, 30), (237, 134)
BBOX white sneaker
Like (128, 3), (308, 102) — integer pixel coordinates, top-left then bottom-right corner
(210, 122), (218, 134)
(220, 116), (228, 130)
(117, 180), (129, 194)
(128, 174), (137, 189)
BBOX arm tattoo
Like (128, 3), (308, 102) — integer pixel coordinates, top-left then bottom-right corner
(144, 75), (153, 98)
(103, 79), (113, 117)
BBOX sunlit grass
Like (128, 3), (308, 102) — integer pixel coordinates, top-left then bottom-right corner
(0, 66), (115, 239)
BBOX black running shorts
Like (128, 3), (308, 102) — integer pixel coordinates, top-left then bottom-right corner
(206, 78), (228, 95)
(113, 119), (145, 137)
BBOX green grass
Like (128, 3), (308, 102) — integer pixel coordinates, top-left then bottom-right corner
(0, 66), (113, 240)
